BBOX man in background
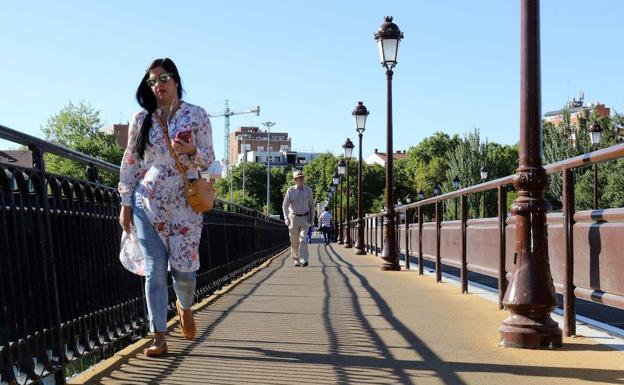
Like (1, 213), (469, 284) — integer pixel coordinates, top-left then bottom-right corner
(318, 206), (332, 245)
(282, 170), (315, 267)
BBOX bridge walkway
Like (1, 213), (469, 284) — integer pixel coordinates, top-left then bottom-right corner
(70, 237), (624, 385)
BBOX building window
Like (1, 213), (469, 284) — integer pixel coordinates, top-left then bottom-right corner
(255, 156), (260, 162)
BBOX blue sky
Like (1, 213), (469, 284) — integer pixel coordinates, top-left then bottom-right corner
(1, 0), (622, 162)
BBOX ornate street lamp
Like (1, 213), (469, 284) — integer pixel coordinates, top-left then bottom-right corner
(337, 161), (346, 244)
(452, 176), (461, 190)
(480, 165), (489, 181)
(433, 184), (442, 196)
(480, 164), (489, 217)
(417, 190), (425, 200)
(375, 16), (403, 270)
(353, 101), (369, 255)
(338, 159), (346, 175)
(500, 0), (561, 349)
(589, 122), (602, 210)
(453, 176), (461, 220)
(342, 139), (355, 248)
(332, 174), (339, 242)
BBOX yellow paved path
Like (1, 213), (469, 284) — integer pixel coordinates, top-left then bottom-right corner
(71, 239), (624, 385)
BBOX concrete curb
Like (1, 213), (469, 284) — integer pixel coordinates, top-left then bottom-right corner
(67, 247), (289, 385)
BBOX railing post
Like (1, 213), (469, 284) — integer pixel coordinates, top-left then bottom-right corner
(371, 217), (378, 255)
(86, 163), (98, 183)
(405, 208), (411, 270)
(435, 201), (442, 283)
(563, 168), (576, 336)
(366, 217), (369, 252)
(461, 194), (468, 293)
(29, 144), (66, 383)
(495, 185), (507, 308)
(418, 206), (424, 275)
(380, 214), (384, 252)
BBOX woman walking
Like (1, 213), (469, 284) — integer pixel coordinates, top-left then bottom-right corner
(118, 58), (215, 357)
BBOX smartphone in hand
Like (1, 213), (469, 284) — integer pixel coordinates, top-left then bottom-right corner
(175, 130), (192, 143)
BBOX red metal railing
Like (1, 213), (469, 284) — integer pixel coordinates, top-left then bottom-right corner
(351, 143), (624, 337)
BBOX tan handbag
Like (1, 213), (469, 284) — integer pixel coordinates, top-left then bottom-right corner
(156, 113), (215, 213)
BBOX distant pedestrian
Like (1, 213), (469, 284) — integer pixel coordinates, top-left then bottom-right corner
(318, 206), (333, 245)
(307, 225), (314, 244)
(282, 170), (315, 267)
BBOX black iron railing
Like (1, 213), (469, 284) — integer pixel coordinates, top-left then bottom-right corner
(0, 123), (289, 384)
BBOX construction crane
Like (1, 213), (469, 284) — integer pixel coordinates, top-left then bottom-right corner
(208, 100), (260, 202)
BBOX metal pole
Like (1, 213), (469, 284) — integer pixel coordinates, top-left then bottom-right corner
(435, 201), (442, 282)
(338, 177), (344, 244)
(460, 194), (468, 293)
(404, 208), (411, 270)
(497, 186), (507, 308)
(355, 132), (366, 254)
(482, 190), (486, 218)
(418, 206), (424, 275)
(500, 0), (562, 349)
(381, 69), (399, 270)
(242, 135), (246, 199)
(563, 168), (576, 336)
(263, 121), (275, 214)
(593, 163), (598, 210)
(345, 159), (352, 248)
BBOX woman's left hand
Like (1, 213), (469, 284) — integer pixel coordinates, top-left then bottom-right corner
(172, 139), (196, 156)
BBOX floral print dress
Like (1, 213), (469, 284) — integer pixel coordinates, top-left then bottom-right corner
(118, 101), (215, 276)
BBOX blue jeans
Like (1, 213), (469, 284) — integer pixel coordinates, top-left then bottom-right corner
(133, 193), (196, 333)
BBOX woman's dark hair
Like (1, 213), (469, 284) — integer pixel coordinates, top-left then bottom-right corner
(134, 58), (184, 158)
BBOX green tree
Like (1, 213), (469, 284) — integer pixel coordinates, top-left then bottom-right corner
(406, 131), (461, 164)
(543, 108), (622, 210)
(443, 128), (518, 218)
(362, 163), (385, 214)
(214, 162), (289, 215)
(229, 189), (261, 209)
(41, 101), (124, 187)
(302, 153), (339, 203)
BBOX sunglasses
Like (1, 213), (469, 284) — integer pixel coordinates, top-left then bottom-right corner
(146, 73), (174, 87)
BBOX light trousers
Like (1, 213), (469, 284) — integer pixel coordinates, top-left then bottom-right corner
(288, 214), (310, 263)
(133, 193), (196, 332)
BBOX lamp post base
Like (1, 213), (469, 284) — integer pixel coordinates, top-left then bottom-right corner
(354, 219), (366, 254)
(499, 313), (562, 349)
(380, 258), (400, 271)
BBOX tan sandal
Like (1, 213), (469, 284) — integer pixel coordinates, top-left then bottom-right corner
(143, 341), (168, 357)
(176, 300), (196, 340)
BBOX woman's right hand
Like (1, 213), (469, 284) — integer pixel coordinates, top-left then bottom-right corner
(119, 206), (133, 233)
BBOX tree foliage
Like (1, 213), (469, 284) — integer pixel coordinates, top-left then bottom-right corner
(219, 108), (624, 221)
(214, 162), (289, 214)
(543, 108), (622, 210)
(41, 101), (124, 187)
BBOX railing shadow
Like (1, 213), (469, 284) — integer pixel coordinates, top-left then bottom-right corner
(83, 242), (624, 385)
(324, 246), (624, 385)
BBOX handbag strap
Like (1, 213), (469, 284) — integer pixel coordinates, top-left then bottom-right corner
(154, 113), (192, 189)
